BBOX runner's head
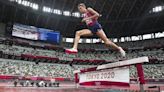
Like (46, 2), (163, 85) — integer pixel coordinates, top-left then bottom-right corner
(78, 3), (87, 13)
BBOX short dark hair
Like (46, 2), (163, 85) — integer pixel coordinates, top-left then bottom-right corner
(78, 3), (86, 8)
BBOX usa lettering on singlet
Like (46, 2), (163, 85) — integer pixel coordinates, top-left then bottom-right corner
(84, 12), (96, 26)
(84, 13), (93, 25)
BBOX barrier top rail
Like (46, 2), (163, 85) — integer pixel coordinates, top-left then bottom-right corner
(73, 57), (149, 74)
(97, 57), (149, 70)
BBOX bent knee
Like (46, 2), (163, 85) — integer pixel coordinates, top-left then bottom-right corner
(76, 31), (82, 36)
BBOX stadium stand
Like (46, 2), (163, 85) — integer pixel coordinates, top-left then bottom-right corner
(0, 41), (164, 62)
(0, 59), (94, 78)
(0, 59), (163, 79)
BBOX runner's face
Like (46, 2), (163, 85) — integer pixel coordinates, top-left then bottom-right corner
(78, 6), (86, 13)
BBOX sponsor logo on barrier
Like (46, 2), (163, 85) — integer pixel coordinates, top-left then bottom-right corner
(79, 67), (129, 83)
(85, 71), (115, 80)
